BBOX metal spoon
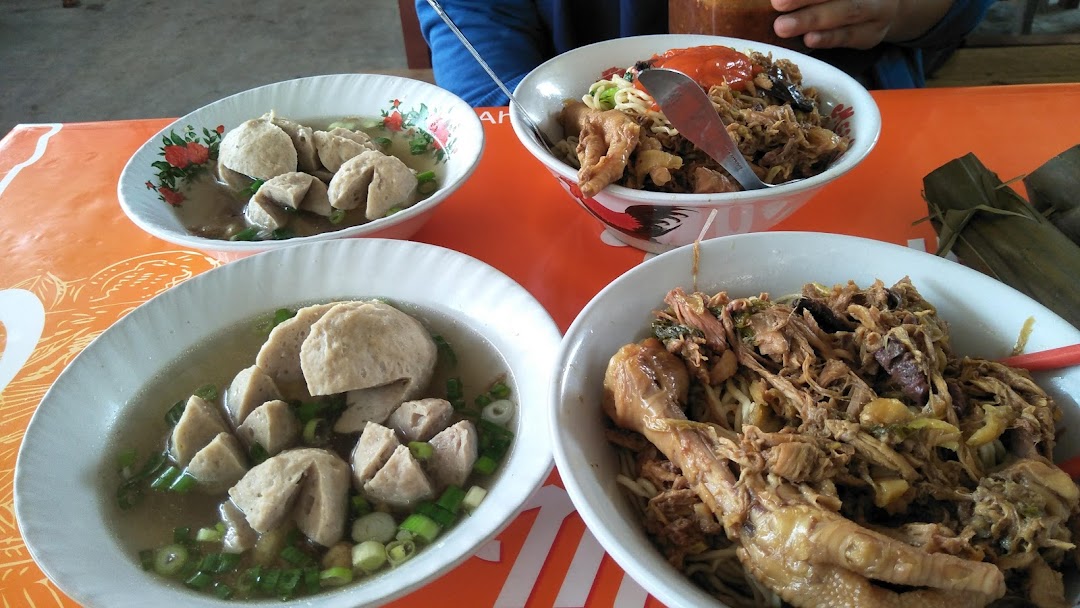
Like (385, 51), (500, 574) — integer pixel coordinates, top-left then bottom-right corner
(637, 67), (773, 191)
(424, 0), (554, 153)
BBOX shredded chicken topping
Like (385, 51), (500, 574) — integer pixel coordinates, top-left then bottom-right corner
(556, 52), (850, 197)
(604, 278), (1078, 608)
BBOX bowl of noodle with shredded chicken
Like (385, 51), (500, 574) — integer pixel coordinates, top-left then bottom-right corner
(510, 35), (880, 253)
(550, 231), (1080, 608)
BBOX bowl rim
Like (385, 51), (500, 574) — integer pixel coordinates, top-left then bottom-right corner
(14, 237), (562, 607)
(117, 73), (486, 253)
(549, 230), (1080, 607)
(510, 33), (882, 206)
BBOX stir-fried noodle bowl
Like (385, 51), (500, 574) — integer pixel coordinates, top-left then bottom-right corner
(550, 232), (1080, 608)
(554, 45), (849, 197)
(510, 35), (880, 253)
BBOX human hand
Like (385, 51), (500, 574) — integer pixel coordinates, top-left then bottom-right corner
(771, 0), (955, 48)
(770, 0), (902, 50)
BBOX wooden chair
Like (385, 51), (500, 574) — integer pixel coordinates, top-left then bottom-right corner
(398, 0), (433, 69)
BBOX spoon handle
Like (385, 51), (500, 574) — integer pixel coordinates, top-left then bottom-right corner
(998, 343), (1080, 371)
(425, 0), (516, 103)
(637, 68), (768, 191)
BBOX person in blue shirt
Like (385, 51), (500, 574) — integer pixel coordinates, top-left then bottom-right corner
(414, 0), (994, 107)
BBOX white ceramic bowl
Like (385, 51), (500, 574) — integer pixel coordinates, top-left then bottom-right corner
(118, 74), (485, 261)
(14, 238), (561, 607)
(551, 232), (1080, 607)
(510, 35), (881, 253)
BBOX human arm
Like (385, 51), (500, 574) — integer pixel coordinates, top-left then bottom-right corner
(771, 0), (989, 50)
(414, 0), (550, 107)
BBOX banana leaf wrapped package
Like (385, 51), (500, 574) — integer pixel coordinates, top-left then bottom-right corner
(1025, 144), (1080, 246)
(923, 151), (1080, 329)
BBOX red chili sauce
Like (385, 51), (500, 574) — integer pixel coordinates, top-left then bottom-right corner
(642, 45), (762, 92)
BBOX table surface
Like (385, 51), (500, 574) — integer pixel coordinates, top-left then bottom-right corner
(2, 83), (1079, 607)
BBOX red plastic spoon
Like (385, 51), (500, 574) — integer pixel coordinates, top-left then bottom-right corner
(997, 344), (1080, 372)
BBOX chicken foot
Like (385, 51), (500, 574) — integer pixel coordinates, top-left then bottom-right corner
(604, 338), (1007, 607)
(559, 101), (641, 198)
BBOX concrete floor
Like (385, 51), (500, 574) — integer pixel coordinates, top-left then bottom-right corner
(0, 0), (408, 137)
(2, 1), (1079, 138)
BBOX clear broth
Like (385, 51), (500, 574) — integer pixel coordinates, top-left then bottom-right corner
(102, 299), (512, 594)
(175, 117), (443, 241)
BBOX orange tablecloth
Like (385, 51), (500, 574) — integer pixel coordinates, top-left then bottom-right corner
(2, 84), (1079, 606)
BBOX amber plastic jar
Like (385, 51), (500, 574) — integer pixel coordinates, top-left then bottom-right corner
(669, 0), (800, 50)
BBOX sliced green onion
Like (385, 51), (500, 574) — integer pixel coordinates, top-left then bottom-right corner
(598, 86), (617, 110)
(218, 552), (242, 573)
(352, 540), (387, 573)
(292, 401), (320, 423)
(185, 570), (213, 590)
(164, 400), (186, 425)
(352, 511), (397, 544)
(418, 180), (438, 196)
(130, 451), (167, 483)
(386, 539), (416, 566)
(139, 549), (155, 571)
(195, 526), (223, 543)
(153, 543), (189, 577)
(383, 205), (404, 217)
(116, 448), (137, 472)
(478, 419), (515, 459)
(117, 482), (143, 510)
(240, 178), (265, 197)
(179, 555), (200, 579)
(280, 545), (313, 567)
(230, 226), (260, 241)
(169, 472), (197, 494)
(396, 528), (415, 542)
(446, 377), (463, 400)
(258, 568), (281, 593)
(238, 565), (261, 593)
(327, 119), (360, 130)
(272, 307), (295, 326)
(284, 527), (303, 548)
(416, 501), (456, 528)
(194, 383), (218, 401)
(474, 393), (492, 408)
(434, 335), (457, 367)
(303, 566), (320, 594)
(328, 208), (347, 225)
(489, 381), (511, 400)
(277, 568), (303, 598)
(302, 418), (329, 445)
(173, 526), (191, 543)
(350, 495), (372, 517)
(200, 552), (241, 574)
(198, 553), (219, 571)
(436, 485), (467, 514)
(473, 455), (497, 476)
(463, 485), (487, 512)
(373, 136), (392, 148)
(151, 466), (181, 490)
(256, 307), (296, 335)
(271, 227), (294, 240)
(481, 399), (515, 425)
(408, 441), (433, 461)
(250, 441), (269, 465)
(416, 170), (436, 182)
(212, 582), (234, 600)
(400, 513), (441, 544)
(319, 566), (353, 587)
